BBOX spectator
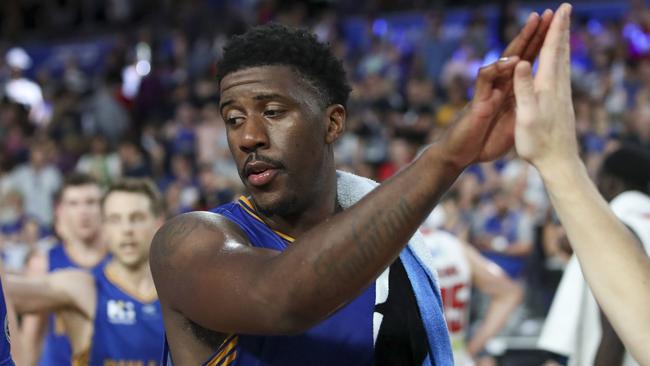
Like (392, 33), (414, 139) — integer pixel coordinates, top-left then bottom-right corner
(7, 142), (62, 226)
(75, 135), (121, 187)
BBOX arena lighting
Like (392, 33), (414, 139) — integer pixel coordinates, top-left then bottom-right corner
(135, 60), (151, 76)
(372, 19), (388, 37)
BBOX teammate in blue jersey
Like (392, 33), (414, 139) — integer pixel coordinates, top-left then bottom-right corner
(21, 173), (107, 366)
(149, 11), (555, 366)
(6, 178), (164, 366)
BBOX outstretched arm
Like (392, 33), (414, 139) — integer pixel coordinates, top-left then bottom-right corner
(513, 3), (650, 364)
(5, 270), (94, 318)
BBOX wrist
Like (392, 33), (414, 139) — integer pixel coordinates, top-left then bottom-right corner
(535, 156), (586, 186)
(421, 143), (467, 178)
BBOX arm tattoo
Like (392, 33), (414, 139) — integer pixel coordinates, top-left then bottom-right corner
(313, 198), (415, 280)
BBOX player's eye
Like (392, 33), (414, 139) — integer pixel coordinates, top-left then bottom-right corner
(263, 108), (285, 119)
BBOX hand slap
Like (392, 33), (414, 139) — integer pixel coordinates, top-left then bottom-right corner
(514, 3), (578, 171)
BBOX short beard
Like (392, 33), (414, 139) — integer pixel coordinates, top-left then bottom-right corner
(256, 192), (300, 218)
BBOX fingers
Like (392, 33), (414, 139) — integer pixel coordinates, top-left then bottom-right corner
(474, 56), (519, 102)
(502, 12), (540, 58)
(513, 61), (537, 118)
(521, 9), (554, 62)
(536, 3), (573, 91)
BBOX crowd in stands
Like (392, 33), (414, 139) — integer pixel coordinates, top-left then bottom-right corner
(0, 0), (648, 360)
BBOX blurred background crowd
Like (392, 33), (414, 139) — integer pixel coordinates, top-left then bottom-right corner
(0, 0), (648, 363)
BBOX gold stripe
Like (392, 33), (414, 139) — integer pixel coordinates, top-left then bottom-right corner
(104, 264), (158, 303)
(238, 196), (295, 242)
(221, 350), (238, 366)
(208, 336), (238, 366)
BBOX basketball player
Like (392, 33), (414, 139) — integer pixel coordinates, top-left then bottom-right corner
(420, 211), (523, 365)
(6, 178), (164, 365)
(150, 9), (554, 365)
(511, 3), (650, 364)
(22, 173), (107, 366)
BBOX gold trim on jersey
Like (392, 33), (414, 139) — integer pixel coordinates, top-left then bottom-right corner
(104, 264), (158, 303)
(205, 335), (239, 366)
(237, 196), (296, 243)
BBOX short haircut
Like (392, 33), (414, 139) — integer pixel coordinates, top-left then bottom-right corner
(216, 23), (352, 108)
(102, 178), (164, 217)
(601, 145), (650, 194)
(54, 172), (99, 204)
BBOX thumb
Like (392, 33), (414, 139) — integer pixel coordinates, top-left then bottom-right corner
(513, 61), (536, 113)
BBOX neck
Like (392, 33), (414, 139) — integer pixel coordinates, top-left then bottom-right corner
(64, 236), (106, 267)
(106, 259), (156, 300)
(255, 169), (338, 239)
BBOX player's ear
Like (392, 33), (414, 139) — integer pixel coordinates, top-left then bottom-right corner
(324, 104), (346, 144)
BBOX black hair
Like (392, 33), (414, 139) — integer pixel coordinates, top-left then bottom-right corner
(601, 146), (650, 194)
(216, 23), (351, 108)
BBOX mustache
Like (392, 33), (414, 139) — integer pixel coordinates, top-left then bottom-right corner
(241, 154), (285, 176)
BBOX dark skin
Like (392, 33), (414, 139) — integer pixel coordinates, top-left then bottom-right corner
(151, 11), (554, 365)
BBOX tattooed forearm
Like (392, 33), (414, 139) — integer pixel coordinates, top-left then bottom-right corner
(313, 198), (415, 280)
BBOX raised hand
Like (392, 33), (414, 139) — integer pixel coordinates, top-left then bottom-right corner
(513, 3), (576, 172)
(439, 9), (554, 168)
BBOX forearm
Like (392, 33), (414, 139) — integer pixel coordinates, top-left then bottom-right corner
(539, 159), (650, 364)
(467, 287), (522, 355)
(5, 275), (63, 314)
(20, 315), (46, 366)
(259, 144), (462, 328)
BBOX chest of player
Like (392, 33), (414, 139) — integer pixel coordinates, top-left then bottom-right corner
(210, 201), (429, 365)
(88, 273), (164, 366)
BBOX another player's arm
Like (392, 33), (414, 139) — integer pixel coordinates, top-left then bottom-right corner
(513, 4), (650, 364)
(463, 243), (523, 356)
(5, 270), (95, 319)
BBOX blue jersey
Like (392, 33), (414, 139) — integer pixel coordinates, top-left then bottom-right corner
(0, 279), (14, 366)
(83, 263), (164, 366)
(39, 244), (83, 366)
(191, 196), (429, 366)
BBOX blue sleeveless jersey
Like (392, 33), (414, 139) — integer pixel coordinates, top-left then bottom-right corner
(0, 279), (14, 366)
(189, 196), (430, 366)
(86, 263), (164, 366)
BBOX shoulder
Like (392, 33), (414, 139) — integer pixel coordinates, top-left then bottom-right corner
(150, 211), (249, 271)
